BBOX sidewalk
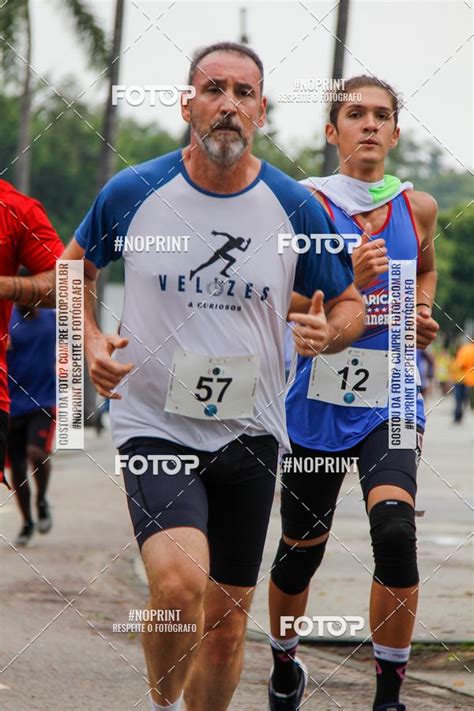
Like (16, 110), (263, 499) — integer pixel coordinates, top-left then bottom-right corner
(0, 396), (472, 709)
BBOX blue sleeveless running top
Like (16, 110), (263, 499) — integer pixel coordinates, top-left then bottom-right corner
(286, 191), (425, 451)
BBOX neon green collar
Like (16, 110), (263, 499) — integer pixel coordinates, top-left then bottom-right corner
(300, 174), (413, 216)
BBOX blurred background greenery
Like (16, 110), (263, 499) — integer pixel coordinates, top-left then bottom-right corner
(0, 1), (472, 342)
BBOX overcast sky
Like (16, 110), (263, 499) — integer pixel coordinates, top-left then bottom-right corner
(30, 0), (473, 172)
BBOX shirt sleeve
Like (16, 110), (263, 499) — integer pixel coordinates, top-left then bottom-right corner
(293, 201), (354, 300)
(17, 200), (64, 273)
(75, 184), (121, 268)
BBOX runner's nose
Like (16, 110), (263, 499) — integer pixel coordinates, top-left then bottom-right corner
(218, 90), (239, 117)
(363, 113), (380, 133)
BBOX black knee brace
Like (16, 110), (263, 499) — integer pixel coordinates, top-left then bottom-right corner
(369, 500), (419, 588)
(271, 538), (328, 595)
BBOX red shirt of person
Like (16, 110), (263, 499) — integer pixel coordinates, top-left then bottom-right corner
(0, 179), (64, 485)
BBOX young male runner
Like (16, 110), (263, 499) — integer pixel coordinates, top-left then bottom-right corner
(61, 43), (364, 711)
(7, 292), (56, 546)
(268, 76), (439, 711)
(0, 181), (64, 491)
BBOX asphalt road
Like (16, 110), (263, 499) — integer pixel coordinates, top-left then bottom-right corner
(0, 394), (472, 709)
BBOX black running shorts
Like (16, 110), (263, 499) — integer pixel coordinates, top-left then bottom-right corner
(281, 421), (423, 540)
(119, 433), (279, 587)
(7, 408), (56, 454)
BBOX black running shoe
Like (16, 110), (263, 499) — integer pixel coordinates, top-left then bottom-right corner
(268, 658), (308, 710)
(15, 521), (35, 547)
(374, 704), (406, 711)
(37, 499), (52, 534)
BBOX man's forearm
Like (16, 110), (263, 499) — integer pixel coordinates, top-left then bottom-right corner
(288, 292), (311, 318)
(0, 270), (56, 307)
(323, 298), (365, 354)
(416, 269), (437, 311)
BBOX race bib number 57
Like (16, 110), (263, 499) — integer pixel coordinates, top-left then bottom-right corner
(165, 348), (260, 420)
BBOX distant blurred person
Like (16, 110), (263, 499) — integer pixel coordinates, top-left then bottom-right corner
(416, 348), (435, 398)
(7, 286), (56, 546)
(453, 339), (474, 423)
(435, 347), (453, 396)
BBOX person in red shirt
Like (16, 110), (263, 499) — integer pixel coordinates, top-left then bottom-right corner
(0, 179), (64, 489)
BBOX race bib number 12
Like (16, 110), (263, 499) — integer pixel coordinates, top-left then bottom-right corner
(307, 348), (388, 408)
(165, 348), (260, 420)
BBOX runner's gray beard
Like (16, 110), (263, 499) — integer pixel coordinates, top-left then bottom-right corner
(195, 129), (248, 167)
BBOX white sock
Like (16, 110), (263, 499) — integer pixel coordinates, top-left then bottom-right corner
(149, 693), (183, 710)
(270, 633), (300, 651)
(373, 642), (411, 663)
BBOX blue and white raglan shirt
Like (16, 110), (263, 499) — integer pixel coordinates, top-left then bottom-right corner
(75, 149), (353, 452)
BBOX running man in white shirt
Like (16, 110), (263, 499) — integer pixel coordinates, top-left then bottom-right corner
(62, 43), (364, 711)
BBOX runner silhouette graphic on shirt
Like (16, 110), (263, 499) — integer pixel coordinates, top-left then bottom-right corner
(189, 230), (251, 280)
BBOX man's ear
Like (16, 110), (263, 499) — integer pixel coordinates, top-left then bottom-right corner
(389, 125), (400, 150)
(325, 122), (338, 146)
(181, 91), (193, 123)
(256, 95), (267, 128)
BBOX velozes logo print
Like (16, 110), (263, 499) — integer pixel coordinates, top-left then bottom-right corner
(189, 230), (251, 280)
(155, 228), (270, 307)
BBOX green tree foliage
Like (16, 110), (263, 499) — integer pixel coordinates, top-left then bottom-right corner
(434, 203), (474, 337)
(27, 84), (103, 241)
(0, 1), (107, 191)
(116, 118), (180, 166)
(0, 0), (107, 79)
(0, 93), (20, 165)
(0, 88), (180, 243)
(58, 0), (108, 68)
(253, 99), (324, 179)
(386, 131), (474, 211)
(0, 0), (29, 85)
(254, 131), (324, 181)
